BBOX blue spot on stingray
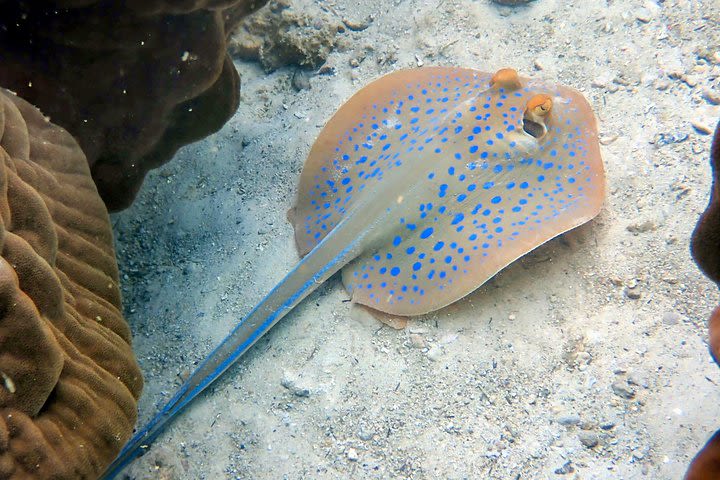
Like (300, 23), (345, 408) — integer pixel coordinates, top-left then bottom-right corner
(520, 182), (529, 189)
(413, 262), (422, 271)
(390, 267), (400, 276)
(393, 236), (402, 246)
(433, 241), (444, 251)
(406, 246), (416, 254)
(420, 227), (434, 239)
(491, 196), (502, 204)
(451, 213), (464, 225)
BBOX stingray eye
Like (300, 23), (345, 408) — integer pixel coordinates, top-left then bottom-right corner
(523, 94), (553, 138)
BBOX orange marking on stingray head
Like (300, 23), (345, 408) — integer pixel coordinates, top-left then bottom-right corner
(489, 68), (522, 91)
(523, 94), (553, 138)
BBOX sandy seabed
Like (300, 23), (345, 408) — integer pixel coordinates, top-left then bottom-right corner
(113, 0), (720, 478)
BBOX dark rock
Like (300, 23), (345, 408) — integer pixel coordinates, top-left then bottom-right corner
(292, 69), (312, 91)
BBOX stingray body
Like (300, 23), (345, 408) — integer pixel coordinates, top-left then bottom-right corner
(101, 67), (605, 478)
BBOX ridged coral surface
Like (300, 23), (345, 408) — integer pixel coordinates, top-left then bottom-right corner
(0, 89), (142, 479)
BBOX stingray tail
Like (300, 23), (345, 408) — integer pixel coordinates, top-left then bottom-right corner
(98, 224), (365, 479)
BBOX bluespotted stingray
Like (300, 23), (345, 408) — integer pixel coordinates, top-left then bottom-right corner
(101, 67), (605, 478)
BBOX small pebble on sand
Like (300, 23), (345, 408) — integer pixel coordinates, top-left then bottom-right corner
(662, 311), (681, 325)
(578, 431), (599, 448)
(557, 414), (581, 426)
(611, 381), (635, 399)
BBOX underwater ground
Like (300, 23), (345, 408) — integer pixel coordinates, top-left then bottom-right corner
(113, 0), (720, 478)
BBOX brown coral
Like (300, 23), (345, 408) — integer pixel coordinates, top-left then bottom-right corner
(692, 121), (720, 284)
(0, 89), (142, 479)
(686, 120), (720, 479)
(0, 0), (267, 211)
(686, 428), (720, 480)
